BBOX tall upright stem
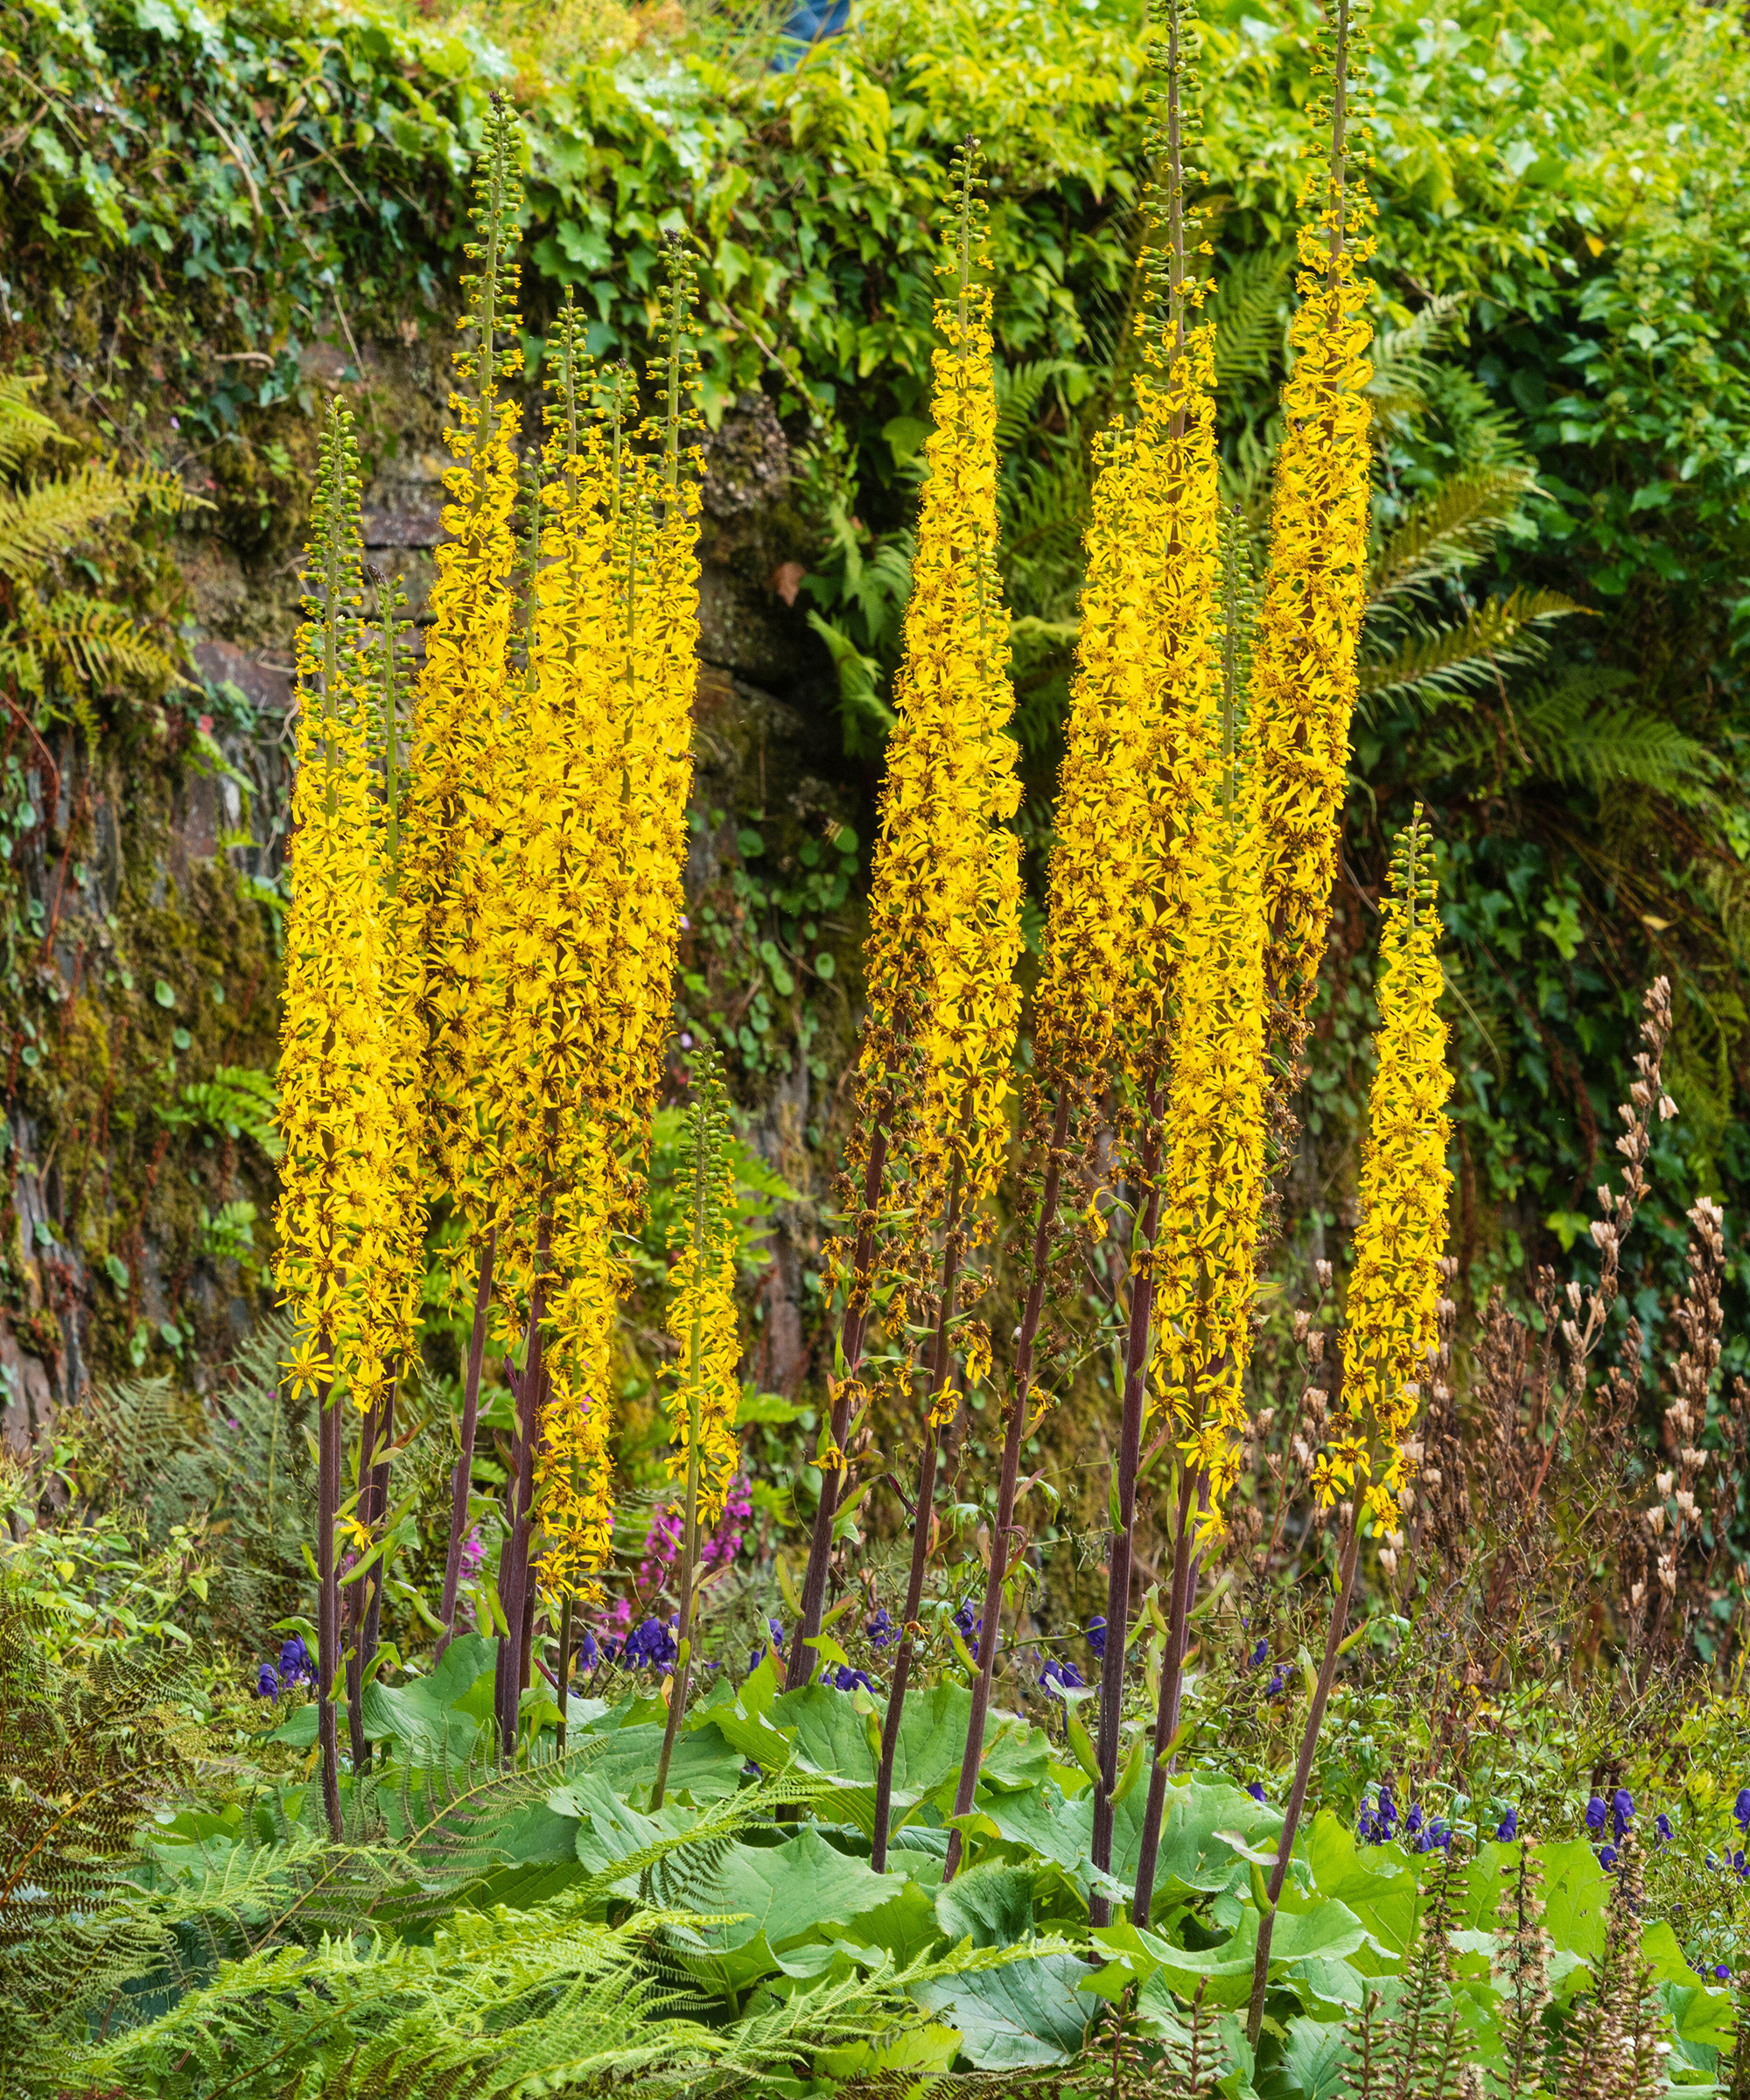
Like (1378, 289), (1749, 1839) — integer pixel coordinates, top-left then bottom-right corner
(438, 1229), (497, 1658)
(315, 1380), (343, 1839)
(345, 1392), (378, 1775)
(494, 1213), (551, 1759)
(653, 1425), (701, 1810)
(788, 1111), (892, 1690)
(1245, 1513), (1362, 2044)
(872, 1160), (968, 1871)
(944, 1085), (1072, 1880)
(556, 1592), (573, 1758)
(1089, 1110), (1164, 1927)
(1132, 1464), (1206, 1922)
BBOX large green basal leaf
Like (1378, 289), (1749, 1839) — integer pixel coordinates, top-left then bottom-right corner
(814, 2022), (963, 2080)
(558, 1718), (745, 1805)
(917, 1950), (1096, 2068)
(360, 1632), (499, 1760)
(934, 1860), (1035, 1948)
(1537, 1838), (1609, 1965)
(984, 1774), (1282, 1917)
(1256, 2016), (1353, 2100)
(774, 1681), (984, 1834)
(667, 1825), (900, 1992)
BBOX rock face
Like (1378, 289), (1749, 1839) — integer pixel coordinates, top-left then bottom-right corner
(3, 351), (864, 1466)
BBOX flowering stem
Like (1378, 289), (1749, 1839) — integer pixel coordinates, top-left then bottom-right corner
(556, 1592), (573, 1758)
(788, 1108), (892, 1690)
(1089, 1108), (1164, 1927)
(494, 1207), (552, 1760)
(654, 1152), (710, 1811)
(315, 1379), (344, 1840)
(1245, 1509), (1362, 2044)
(944, 1083), (1072, 1881)
(872, 1158), (968, 1872)
(437, 1228), (497, 1659)
(1132, 1463), (1205, 1923)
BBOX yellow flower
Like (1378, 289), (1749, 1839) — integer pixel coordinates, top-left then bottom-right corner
(1315, 808), (1452, 1527)
(1247, 86), (1376, 1037)
(1151, 770), (1270, 1532)
(399, 98), (524, 1304)
(865, 150), (1024, 1213)
(276, 400), (398, 1413)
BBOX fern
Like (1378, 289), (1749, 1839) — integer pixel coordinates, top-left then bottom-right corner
(1425, 668), (1714, 802)
(1360, 587), (1584, 710)
(1208, 244), (1293, 391)
(1368, 466), (1539, 605)
(0, 374), (61, 472)
(994, 357), (1080, 458)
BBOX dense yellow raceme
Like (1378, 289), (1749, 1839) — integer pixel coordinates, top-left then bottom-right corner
(1316, 816), (1452, 1527)
(512, 289), (703, 1598)
(399, 101), (523, 1303)
(368, 592), (428, 1400)
(1034, 412), (1166, 1088)
(276, 403), (398, 1412)
(1152, 774), (1270, 1529)
(859, 176), (1024, 1390)
(1247, 163), (1376, 1032)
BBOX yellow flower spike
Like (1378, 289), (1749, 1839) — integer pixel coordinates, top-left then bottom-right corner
(276, 399), (397, 1416)
(400, 94), (524, 1302)
(1247, 0), (1376, 1040)
(863, 142), (1024, 1232)
(1315, 805), (1453, 1528)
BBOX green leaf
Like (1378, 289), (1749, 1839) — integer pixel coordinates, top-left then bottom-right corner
(916, 1950), (1095, 2068)
(153, 978), (175, 1007)
(358, 1631), (497, 1760)
(934, 1861), (1034, 1949)
(1539, 1838), (1609, 1965)
(816, 2022), (962, 2080)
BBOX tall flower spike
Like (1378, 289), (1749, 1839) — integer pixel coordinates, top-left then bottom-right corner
(277, 401), (396, 1417)
(662, 1042), (741, 1530)
(789, 141), (1025, 1696)
(864, 137), (1024, 1282)
(400, 93), (524, 1306)
(1246, 0), (1375, 1040)
(1316, 805), (1452, 1529)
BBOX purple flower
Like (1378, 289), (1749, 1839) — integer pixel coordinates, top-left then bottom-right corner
(1496, 1807), (1518, 1843)
(1735, 1850), (1748, 1882)
(1735, 1788), (1750, 1833)
(1247, 1782), (1266, 1804)
(1086, 1615), (1107, 1660)
(1716, 1964), (1732, 1982)
(953, 1602), (981, 1646)
(1612, 1788), (1634, 1841)
(1600, 1843), (1620, 1871)
(1656, 1813), (1675, 1844)
(1415, 1819), (1451, 1855)
(768, 1617), (786, 1649)
(458, 1526), (485, 1578)
(1244, 1638), (1268, 1670)
(1265, 1665), (1288, 1699)
(1584, 1795), (1606, 1837)
(1039, 1657), (1085, 1698)
(624, 1617), (679, 1672)
(831, 1664), (875, 1693)
(255, 1662), (280, 1699)
(1377, 1785), (1398, 1833)
(679, 1028), (694, 1046)
(278, 1635), (315, 1687)
(578, 1629), (600, 1674)
(865, 1608), (895, 1649)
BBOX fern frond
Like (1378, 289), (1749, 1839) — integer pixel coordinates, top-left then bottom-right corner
(1359, 588), (1584, 710)
(23, 592), (180, 687)
(1208, 244), (1293, 390)
(993, 358), (1079, 457)
(1368, 466), (1538, 605)
(1368, 290), (1468, 429)
(0, 461), (183, 579)
(0, 375), (62, 472)
(1427, 668), (1715, 802)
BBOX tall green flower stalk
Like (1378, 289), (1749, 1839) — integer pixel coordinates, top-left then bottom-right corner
(654, 1041), (739, 1810)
